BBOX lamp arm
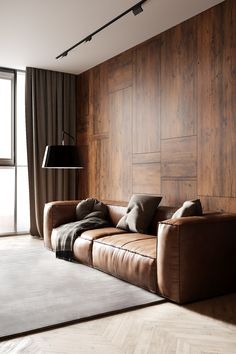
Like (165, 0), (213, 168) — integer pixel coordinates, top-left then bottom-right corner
(61, 130), (75, 145)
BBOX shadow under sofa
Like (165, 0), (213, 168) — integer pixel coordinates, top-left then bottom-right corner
(43, 200), (236, 304)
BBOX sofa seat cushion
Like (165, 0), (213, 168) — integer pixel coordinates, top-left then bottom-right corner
(73, 227), (127, 266)
(94, 233), (156, 257)
(93, 234), (157, 292)
(80, 227), (127, 241)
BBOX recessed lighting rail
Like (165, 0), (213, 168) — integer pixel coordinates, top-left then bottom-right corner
(56, 0), (147, 59)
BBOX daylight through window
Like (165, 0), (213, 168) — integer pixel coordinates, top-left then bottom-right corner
(0, 69), (29, 235)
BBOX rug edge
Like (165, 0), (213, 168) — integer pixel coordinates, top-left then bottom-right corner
(0, 298), (166, 341)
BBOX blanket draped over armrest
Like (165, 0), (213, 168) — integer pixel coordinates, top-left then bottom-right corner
(55, 198), (111, 261)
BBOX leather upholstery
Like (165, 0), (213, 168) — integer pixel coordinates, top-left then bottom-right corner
(93, 234), (157, 292)
(44, 200), (79, 249)
(107, 205), (127, 226)
(80, 227), (126, 240)
(44, 201), (178, 249)
(94, 232), (155, 248)
(73, 227), (126, 266)
(43, 200), (236, 304)
(150, 206), (178, 235)
(157, 213), (236, 303)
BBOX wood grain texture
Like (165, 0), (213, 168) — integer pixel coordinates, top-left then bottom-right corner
(199, 196), (236, 213)
(92, 63), (109, 135)
(108, 51), (133, 93)
(133, 163), (161, 195)
(107, 88), (132, 201)
(77, 115), (89, 135)
(161, 18), (197, 139)
(161, 136), (197, 178)
(77, 144), (89, 199)
(2, 293), (236, 354)
(90, 137), (110, 200)
(133, 39), (161, 153)
(133, 152), (160, 165)
(161, 179), (197, 206)
(77, 71), (90, 134)
(77, 71), (90, 118)
(76, 0), (236, 210)
(197, 0), (236, 198)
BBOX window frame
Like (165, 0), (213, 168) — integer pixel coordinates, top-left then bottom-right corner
(0, 68), (15, 166)
(0, 68), (29, 236)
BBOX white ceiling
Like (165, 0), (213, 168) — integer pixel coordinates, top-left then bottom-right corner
(0, 0), (224, 75)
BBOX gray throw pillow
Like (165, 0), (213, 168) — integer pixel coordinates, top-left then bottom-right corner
(76, 198), (108, 220)
(116, 194), (162, 233)
(171, 199), (203, 219)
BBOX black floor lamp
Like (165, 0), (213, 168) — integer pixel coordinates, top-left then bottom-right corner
(42, 131), (83, 169)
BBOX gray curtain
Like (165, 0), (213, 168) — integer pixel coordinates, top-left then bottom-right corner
(25, 67), (77, 238)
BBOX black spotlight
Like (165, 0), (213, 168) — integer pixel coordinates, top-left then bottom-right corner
(132, 4), (143, 16)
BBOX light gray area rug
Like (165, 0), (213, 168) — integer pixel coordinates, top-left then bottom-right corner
(0, 244), (164, 340)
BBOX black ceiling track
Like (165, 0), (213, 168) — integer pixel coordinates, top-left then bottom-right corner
(56, 0), (147, 60)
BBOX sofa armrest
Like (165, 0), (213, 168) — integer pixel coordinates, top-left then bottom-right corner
(157, 213), (236, 304)
(43, 200), (80, 250)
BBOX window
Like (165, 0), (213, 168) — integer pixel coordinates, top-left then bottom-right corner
(0, 69), (29, 235)
(0, 71), (14, 165)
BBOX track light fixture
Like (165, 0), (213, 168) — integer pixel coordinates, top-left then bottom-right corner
(56, 0), (147, 60)
(132, 4), (144, 16)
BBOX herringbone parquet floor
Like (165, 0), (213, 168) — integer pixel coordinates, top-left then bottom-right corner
(0, 236), (236, 354)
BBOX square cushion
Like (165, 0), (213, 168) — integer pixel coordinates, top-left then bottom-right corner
(172, 199), (203, 219)
(116, 194), (162, 233)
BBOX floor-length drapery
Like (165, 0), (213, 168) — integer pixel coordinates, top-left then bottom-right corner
(25, 67), (77, 238)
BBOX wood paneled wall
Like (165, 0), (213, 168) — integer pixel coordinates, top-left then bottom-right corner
(77, 0), (236, 211)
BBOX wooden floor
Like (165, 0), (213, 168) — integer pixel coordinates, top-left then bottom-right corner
(0, 236), (236, 354)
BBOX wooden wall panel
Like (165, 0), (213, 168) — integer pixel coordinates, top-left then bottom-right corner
(76, 0), (236, 211)
(77, 71), (90, 135)
(91, 63), (109, 135)
(197, 0), (236, 198)
(77, 71), (90, 200)
(161, 19), (197, 139)
(161, 180), (197, 206)
(133, 152), (160, 165)
(77, 71), (90, 118)
(88, 138), (110, 200)
(107, 87), (132, 201)
(199, 196), (236, 213)
(108, 51), (133, 93)
(161, 136), (197, 178)
(77, 145), (89, 199)
(133, 163), (161, 195)
(133, 39), (161, 153)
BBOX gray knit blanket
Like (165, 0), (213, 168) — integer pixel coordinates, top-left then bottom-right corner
(55, 198), (111, 261)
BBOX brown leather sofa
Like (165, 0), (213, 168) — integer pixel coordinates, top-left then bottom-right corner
(44, 200), (236, 304)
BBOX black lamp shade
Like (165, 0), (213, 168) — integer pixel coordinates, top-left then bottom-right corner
(42, 145), (83, 169)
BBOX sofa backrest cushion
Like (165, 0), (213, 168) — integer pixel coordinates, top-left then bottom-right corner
(150, 206), (179, 235)
(107, 205), (127, 226)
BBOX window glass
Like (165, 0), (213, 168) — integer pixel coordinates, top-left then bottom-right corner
(0, 76), (13, 159)
(16, 167), (30, 232)
(0, 70), (29, 235)
(0, 168), (15, 233)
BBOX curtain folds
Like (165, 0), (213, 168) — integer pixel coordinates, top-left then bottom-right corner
(25, 67), (77, 238)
